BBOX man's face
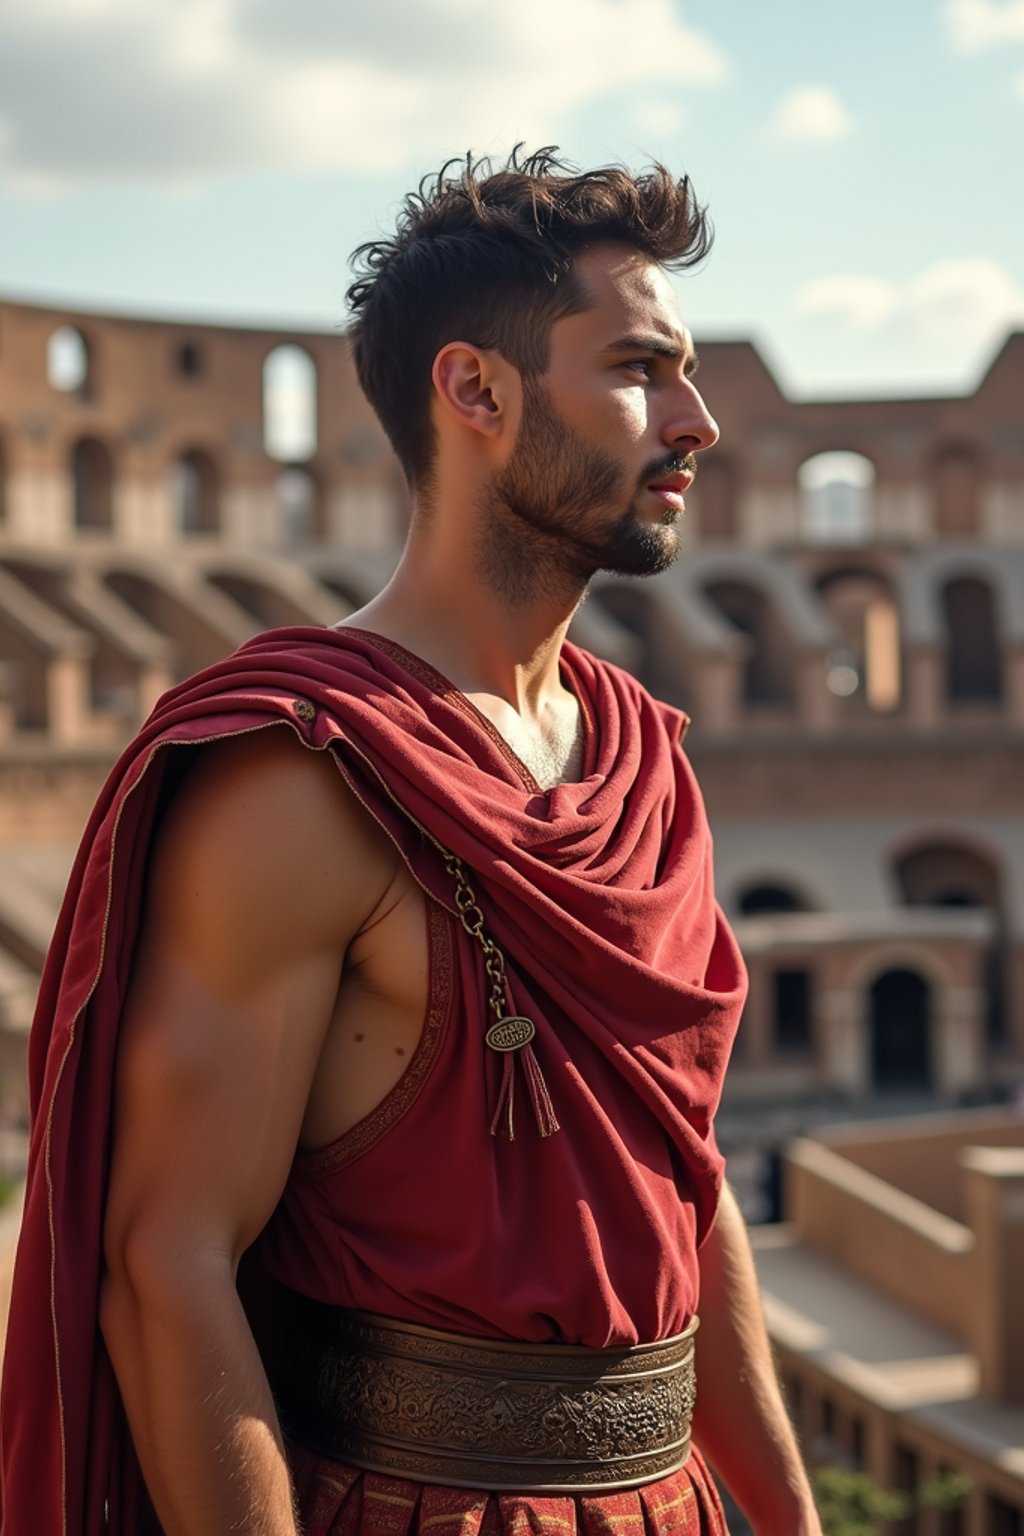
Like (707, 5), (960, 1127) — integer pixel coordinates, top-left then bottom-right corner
(483, 243), (719, 591)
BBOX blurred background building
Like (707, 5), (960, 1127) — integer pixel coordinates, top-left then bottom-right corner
(1, 294), (1022, 1120)
(1, 293), (1022, 1527)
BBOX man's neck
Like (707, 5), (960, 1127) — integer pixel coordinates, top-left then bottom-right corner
(343, 529), (585, 719)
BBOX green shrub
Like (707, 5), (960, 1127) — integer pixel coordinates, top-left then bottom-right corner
(918, 1469), (972, 1512)
(811, 1466), (911, 1536)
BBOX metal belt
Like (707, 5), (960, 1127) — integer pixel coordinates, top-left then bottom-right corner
(274, 1296), (699, 1494)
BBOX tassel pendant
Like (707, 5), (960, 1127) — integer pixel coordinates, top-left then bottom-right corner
(442, 849), (560, 1141)
(486, 1013), (560, 1140)
(485, 1015), (535, 1052)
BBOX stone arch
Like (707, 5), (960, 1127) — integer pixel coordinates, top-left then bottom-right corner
(4, 554), (161, 723)
(869, 967), (932, 1092)
(798, 451), (875, 544)
(587, 582), (681, 703)
(703, 578), (794, 705)
(931, 441), (982, 539)
(204, 570), (320, 630)
(103, 566), (241, 676)
(171, 448), (220, 535)
(263, 344), (318, 463)
(942, 575), (1002, 703)
(893, 837), (1001, 910)
(736, 881), (813, 915)
(47, 324), (91, 394)
(892, 834), (1006, 1045)
(815, 566), (901, 712)
(694, 453), (739, 541)
(71, 436), (114, 530)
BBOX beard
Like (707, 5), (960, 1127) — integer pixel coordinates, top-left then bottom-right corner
(477, 378), (692, 605)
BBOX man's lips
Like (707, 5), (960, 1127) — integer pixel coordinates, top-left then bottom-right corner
(647, 471), (693, 496)
(646, 471), (694, 510)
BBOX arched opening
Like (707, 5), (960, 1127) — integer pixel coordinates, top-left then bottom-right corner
(694, 454), (738, 541)
(2, 558), (136, 720)
(894, 840), (1005, 1044)
(263, 345), (318, 463)
(816, 568), (901, 712)
(772, 969), (813, 1056)
(71, 437), (114, 530)
(738, 883), (808, 915)
(171, 449), (220, 535)
(942, 577), (1002, 703)
(589, 584), (689, 706)
(931, 443), (981, 539)
(276, 467), (321, 545)
(47, 325), (91, 394)
(870, 968), (931, 1092)
(175, 340), (203, 378)
(206, 572), (318, 630)
(105, 569), (234, 676)
(798, 452), (875, 544)
(895, 843), (999, 910)
(705, 580), (794, 705)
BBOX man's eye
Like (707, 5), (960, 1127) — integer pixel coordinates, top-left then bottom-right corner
(624, 359), (652, 377)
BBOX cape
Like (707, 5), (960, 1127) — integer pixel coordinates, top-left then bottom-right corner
(0, 625), (746, 1535)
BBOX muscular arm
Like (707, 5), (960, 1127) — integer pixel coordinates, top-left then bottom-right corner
(693, 1183), (821, 1536)
(99, 728), (397, 1536)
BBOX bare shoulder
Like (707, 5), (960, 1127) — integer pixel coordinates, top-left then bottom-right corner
(104, 724), (405, 1264)
(146, 723), (399, 958)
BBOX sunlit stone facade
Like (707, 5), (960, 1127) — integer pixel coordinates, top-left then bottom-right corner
(0, 296), (1023, 1120)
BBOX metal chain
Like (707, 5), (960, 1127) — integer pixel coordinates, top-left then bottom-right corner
(442, 851), (509, 1024)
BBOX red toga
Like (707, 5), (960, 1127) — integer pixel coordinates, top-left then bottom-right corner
(0, 626), (745, 1535)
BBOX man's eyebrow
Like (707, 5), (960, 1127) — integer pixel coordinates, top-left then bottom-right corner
(605, 333), (700, 375)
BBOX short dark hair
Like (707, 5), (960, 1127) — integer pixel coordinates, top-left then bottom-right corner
(346, 146), (711, 485)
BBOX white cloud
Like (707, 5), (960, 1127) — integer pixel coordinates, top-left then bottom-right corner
(0, 0), (730, 188)
(795, 274), (894, 328)
(627, 100), (688, 142)
(794, 258), (1024, 347)
(945, 0), (1024, 52)
(767, 85), (854, 144)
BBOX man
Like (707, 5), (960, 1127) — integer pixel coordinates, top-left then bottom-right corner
(0, 150), (820, 1534)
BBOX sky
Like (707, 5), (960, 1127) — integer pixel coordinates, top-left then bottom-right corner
(1, 0), (1022, 400)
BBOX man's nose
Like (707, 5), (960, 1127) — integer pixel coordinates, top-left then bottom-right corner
(664, 382), (719, 455)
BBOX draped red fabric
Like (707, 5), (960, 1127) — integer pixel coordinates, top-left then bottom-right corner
(0, 627), (745, 1535)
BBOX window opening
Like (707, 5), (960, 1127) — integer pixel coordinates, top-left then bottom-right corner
(263, 345), (318, 462)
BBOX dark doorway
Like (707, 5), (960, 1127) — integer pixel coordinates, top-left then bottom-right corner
(870, 969), (931, 1091)
(943, 577), (1002, 703)
(72, 436), (114, 529)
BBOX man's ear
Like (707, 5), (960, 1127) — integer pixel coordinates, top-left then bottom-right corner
(431, 342), (515, 442)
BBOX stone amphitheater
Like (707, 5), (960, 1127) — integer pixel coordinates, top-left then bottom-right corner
(1, 294), (1023, 1149)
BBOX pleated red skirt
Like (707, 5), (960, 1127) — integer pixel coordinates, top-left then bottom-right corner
(288, 1445), (730, 1536)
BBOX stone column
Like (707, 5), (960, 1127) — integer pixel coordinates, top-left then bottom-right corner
(47, 651), (93, 746)
(116, 475), (176, 546)
(1004, 645), (1024, 727)
(693, 653), (744, 737)
(959, 1146), (1024, 1402)
(934, 986), (986, 1098)
(819, 988), (867, 1097)
(905, 644), (944, 730)
(795, 650), (835, 733)
(737, 957), (771, 1066)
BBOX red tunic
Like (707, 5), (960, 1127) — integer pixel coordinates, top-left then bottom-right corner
(0, 627), (745, 1535)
